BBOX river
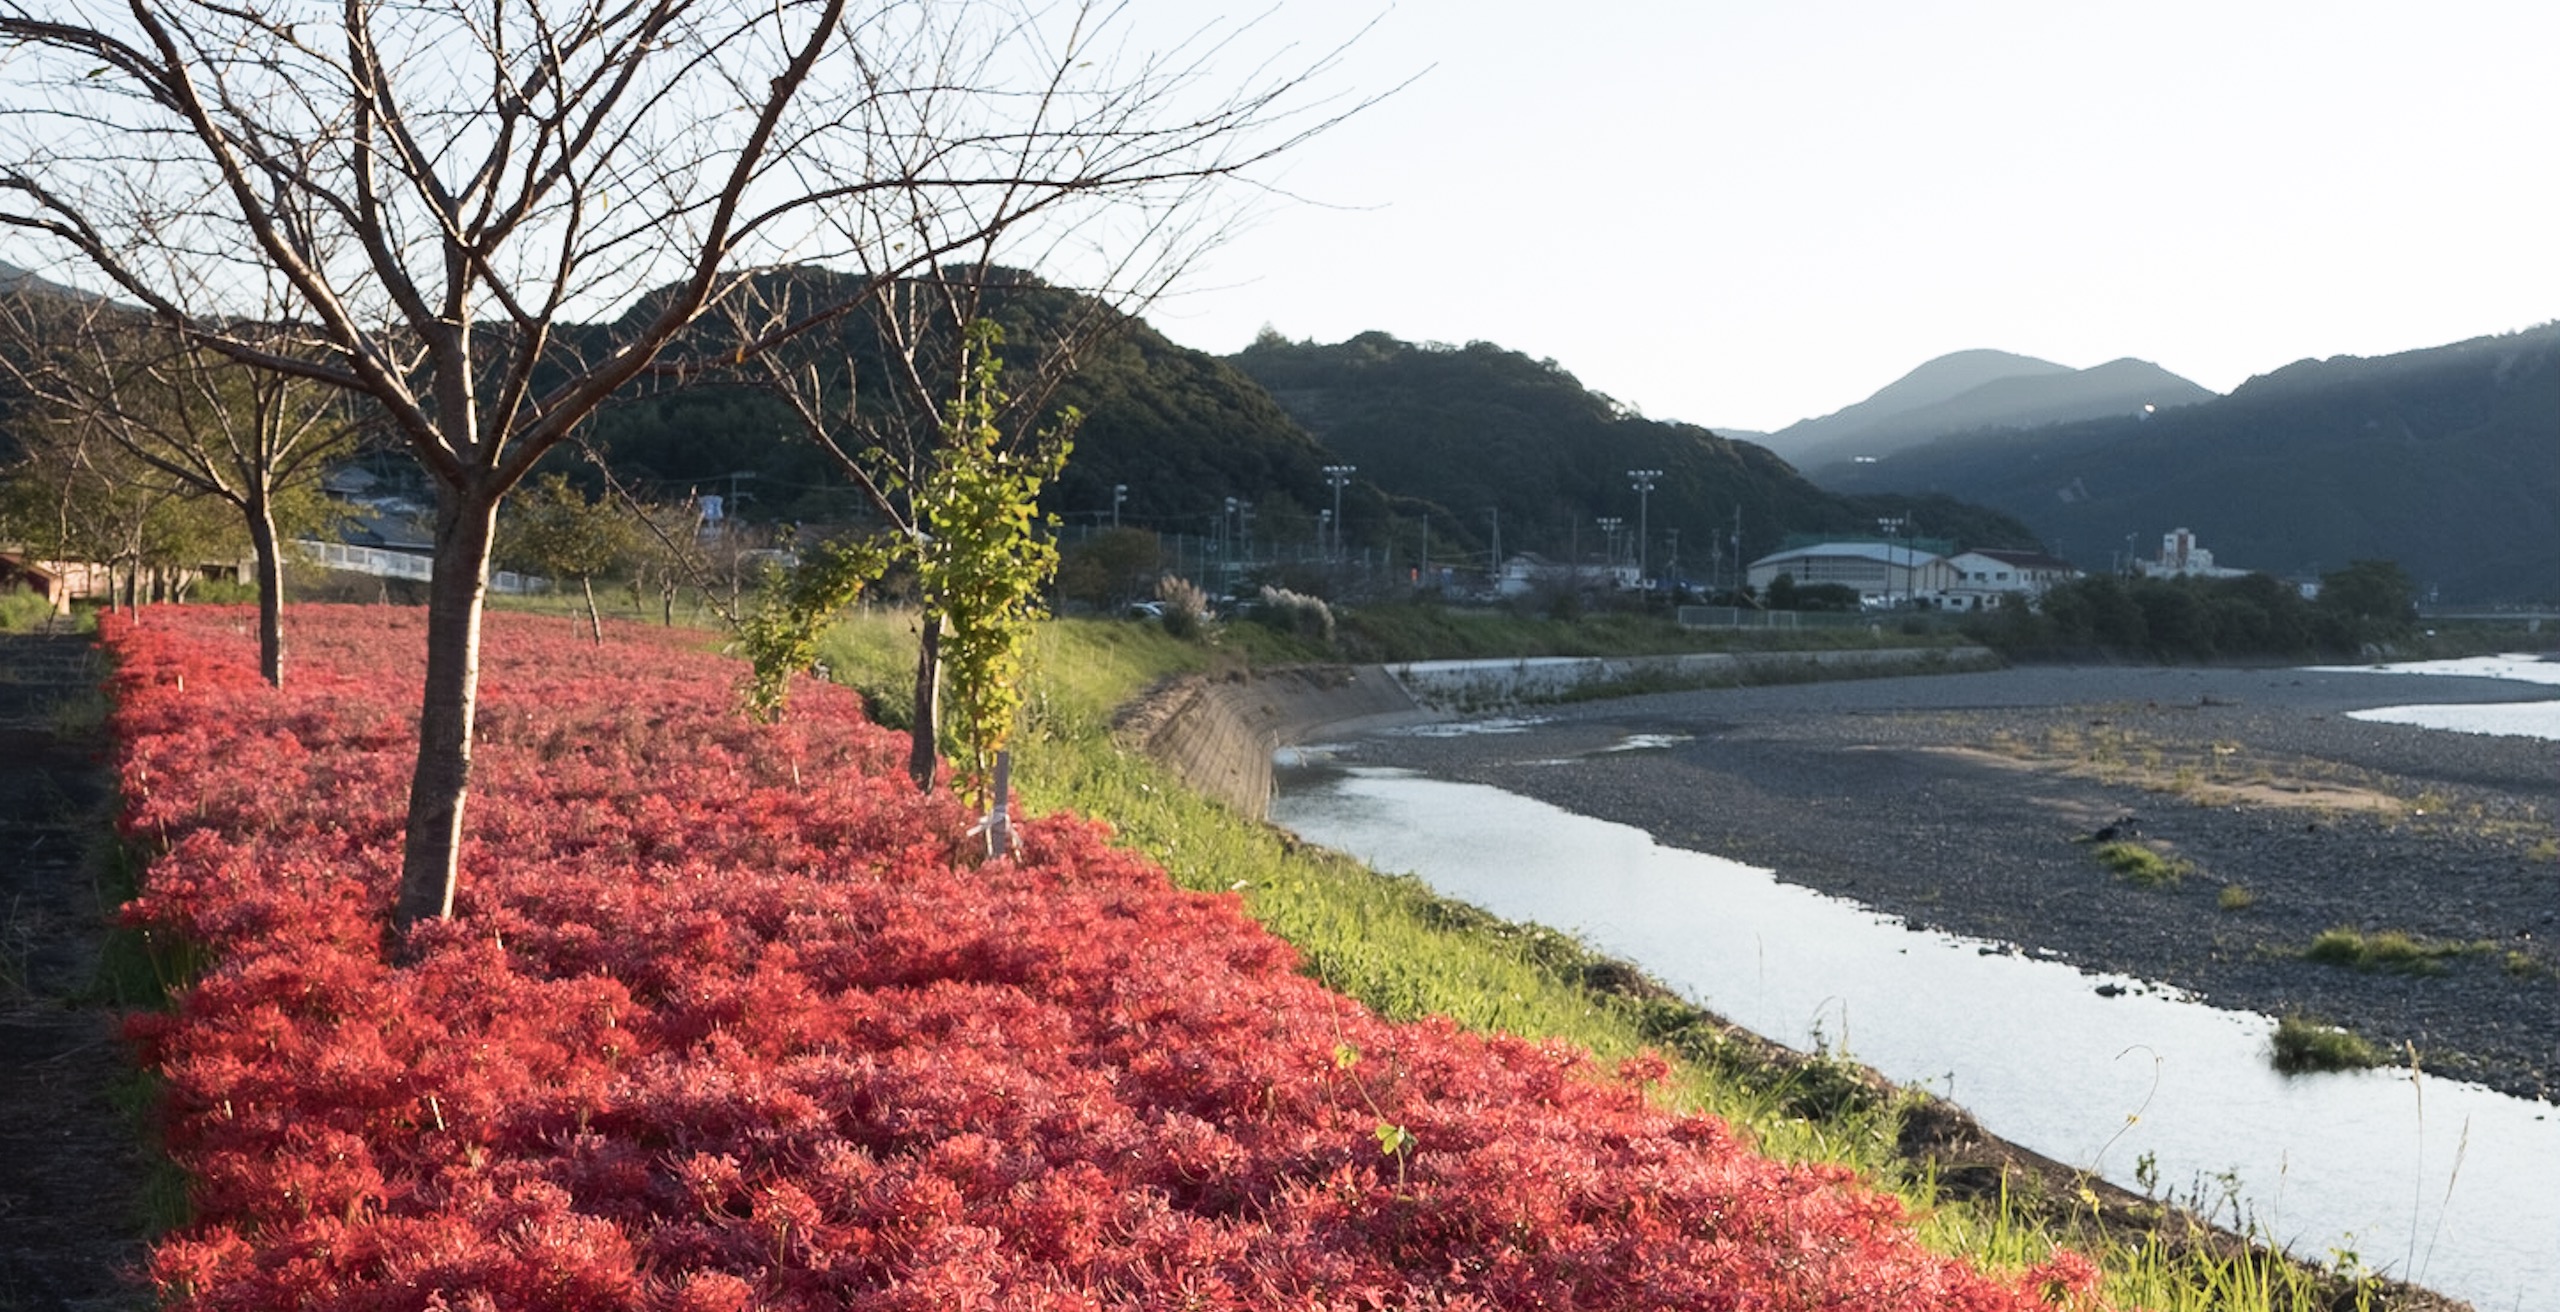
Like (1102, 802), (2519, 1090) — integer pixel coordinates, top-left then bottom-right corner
(1270, 655), (2560, 1311)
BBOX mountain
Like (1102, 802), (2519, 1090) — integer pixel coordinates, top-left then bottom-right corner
(0, 261), (108, 304)
(1228, 331), (2041, 573)
(1815, 324), (2560, 603)
(1762, 350), (2213, 475)
(574, 268), (1336, 528)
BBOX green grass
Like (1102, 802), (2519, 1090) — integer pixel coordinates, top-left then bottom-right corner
(2217, 884), (2256, 912)
(2270, 1015), (2381, 1074)
(2091, 840), (2191, 888)
(2302, 927), (2489, 975)
(813, 611), (2397, 1311)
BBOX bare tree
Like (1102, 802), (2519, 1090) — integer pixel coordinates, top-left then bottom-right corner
(0, 291), (350, 684)
(0, 0), (1362, 933)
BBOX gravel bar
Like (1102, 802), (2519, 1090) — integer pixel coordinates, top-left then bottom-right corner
(1324, 661), (2560, 1102)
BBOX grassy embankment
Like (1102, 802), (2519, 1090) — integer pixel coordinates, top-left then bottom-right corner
(815, 607), (2403, 1312)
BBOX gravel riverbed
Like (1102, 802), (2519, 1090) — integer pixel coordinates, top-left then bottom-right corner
(1316, 661), (2560, 1102)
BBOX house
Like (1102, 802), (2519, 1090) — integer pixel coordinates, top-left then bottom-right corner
(1940, 548), (2079, 610)
(1493, 553), (1639, 598)
(1745, 542), (1955, 607)
(0, 551), (112, 614)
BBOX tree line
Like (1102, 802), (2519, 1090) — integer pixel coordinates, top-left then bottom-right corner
(1963, 561), (2422, 660)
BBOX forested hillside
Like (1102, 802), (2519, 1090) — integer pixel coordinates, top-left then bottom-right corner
(6, 263), (2047, 581)
(1230, 330), (2040, 573)
(1819, 323), (2560, 601)
(573, 269), (1334, 534)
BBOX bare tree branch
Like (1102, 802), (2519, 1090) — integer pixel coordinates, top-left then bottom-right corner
(0, 0), (1373, 932)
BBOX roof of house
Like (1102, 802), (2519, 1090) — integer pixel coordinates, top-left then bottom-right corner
(1954, 548), (2076, 571)
(1748, 542), (1942, 570)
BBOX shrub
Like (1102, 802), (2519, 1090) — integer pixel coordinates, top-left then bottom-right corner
(1254, 584), (1335, 644)
(0, 590), (62, 632)
(2271, 1015), (2380, 1074)
(1153, 573), (1214, 641)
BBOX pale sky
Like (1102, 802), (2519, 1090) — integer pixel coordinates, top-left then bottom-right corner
(1131, 1), (2560, 433)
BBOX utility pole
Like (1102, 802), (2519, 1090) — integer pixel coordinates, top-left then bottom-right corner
(1112, 483), (1127, 528)
(1731, 506), (1743, 599)
(1322, 464), (1356, 561)
(1628, 469), (1662, 588)
(1877, 514), (1910, 608)
(1222, 496), (1238, 587)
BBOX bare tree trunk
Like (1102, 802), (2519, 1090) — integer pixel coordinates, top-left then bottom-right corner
(393, 486), (499, 933)
(907, 615), (942, 793)
(247, 489), (286, 687)
(582, 575), (602, 645)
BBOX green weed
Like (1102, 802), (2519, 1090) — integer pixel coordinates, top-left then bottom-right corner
(0, 591), (68, 632)
(2270, 1015), (2381, 1074)
(2217, 884), (2256, 912)
(2303, 927), (2483, 975)
(2091, 840), (2190, 888)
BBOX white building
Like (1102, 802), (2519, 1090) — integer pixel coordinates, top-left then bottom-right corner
(1494, 553), (1639, 597)
(2137, 527), (2249, 580)
(1941, 548), (2079, 610)
(1745, 542), (1955, 606)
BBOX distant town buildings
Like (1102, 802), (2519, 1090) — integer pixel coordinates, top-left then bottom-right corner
(1494, 553), (1639, 597)
(1745, 540), (2079, 610)
(1737, 527), (2283, 611)
(2133, 527), (2249, 580)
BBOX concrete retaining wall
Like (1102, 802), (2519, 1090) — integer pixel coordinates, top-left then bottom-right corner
(1121, 646), (1999, 821)
(1388, 645), (2000, 709)
(1114, 665), (1435, 820)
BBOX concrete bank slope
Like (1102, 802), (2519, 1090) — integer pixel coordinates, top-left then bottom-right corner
(1390, 644), (2000, 709)
(1122, 646), (1994, 821)
(1113, 665), (1438, 820)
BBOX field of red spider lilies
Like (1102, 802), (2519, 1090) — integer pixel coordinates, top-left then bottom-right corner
(103, 605), (2098, 1310)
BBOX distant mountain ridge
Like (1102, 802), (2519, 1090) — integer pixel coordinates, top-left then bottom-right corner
(1816, 323), (2560, 603)
(1758, 350), (2213, 474)
(1228, 331), (2042, 571)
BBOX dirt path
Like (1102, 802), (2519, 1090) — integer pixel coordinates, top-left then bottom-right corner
(0, 632), (153, 1311)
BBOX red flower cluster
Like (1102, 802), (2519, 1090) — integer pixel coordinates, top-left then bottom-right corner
(106, 606), (2099, 1311)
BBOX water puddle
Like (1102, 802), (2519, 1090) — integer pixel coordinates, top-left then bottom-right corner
(1272, 765), (2560, 1311)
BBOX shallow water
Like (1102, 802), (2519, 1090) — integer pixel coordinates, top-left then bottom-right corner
(1272, 761), (2560, 1311)
(2308, 653), (2560, 742)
